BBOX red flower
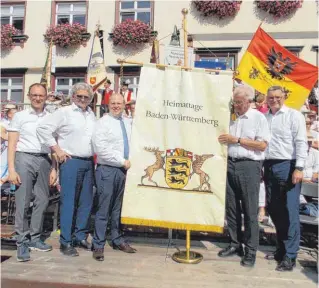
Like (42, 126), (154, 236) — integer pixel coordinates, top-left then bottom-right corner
(193, 1), (242, 19)
(112, 19), (153, 47)
(44, 23), (89, 48)
(255, 0), (303, 18)
(1, 24), (21, 50)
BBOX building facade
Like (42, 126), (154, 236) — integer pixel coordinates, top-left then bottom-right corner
(1, 0), (318, 104)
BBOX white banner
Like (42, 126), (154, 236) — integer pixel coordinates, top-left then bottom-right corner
(164, 45), (194, 67)
(87, 32), (107, 91)
(121, 65), (233, 232)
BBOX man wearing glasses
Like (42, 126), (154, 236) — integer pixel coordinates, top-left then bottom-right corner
(37, 83), (96, 257)
(217, 85), (270, 268)
(263, 86), (307, 272)
(7, 83), (57, 262)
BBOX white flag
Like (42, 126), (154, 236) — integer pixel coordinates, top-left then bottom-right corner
(121, 65), (233, 233)
(87, 31), (107, 91)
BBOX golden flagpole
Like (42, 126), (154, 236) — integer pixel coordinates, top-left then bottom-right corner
(171, 9), (203, 265)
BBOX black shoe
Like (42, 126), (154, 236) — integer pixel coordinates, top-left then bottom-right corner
(74, 239), (92, 251)
(276, 255), (296, 272)
(113, 242), (137, 253)
(264, 249), (284, 262)
(60, 244), (79, 257)
(240, 253), (256, 267)
(218, 245), (244, 258)
(93, 248), (104, 261)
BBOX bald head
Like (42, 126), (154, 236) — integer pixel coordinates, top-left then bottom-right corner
(109, 93), (125, 117)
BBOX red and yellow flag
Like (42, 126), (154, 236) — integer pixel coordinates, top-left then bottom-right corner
(236, 27), (318, 109)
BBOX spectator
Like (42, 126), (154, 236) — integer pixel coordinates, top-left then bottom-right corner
(308, 81), (318, 113)
(255, 92), (268, 114)
(99, 79), (113, 117)
(1, 106), (18, 184)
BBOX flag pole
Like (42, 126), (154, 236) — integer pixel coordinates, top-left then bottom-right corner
(171, 9), (203, 265)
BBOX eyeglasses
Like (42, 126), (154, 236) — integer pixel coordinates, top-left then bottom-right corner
(268, 96), (283, 101)
(76, 94), (91, 101)
(232, 100), (244, 106)
(29, 94), (46, 98)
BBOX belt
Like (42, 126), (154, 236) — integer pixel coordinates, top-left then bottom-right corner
(97, 163), (127, 174)
(71, 155), (93, 161)
(228, 157), (257, 162)
(20, 152), (48, 157)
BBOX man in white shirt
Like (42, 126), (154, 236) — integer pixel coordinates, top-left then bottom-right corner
(37, 83), (96, 257)
(7, 83), (57, 262)
(91, 93), (136, 261)
(304, 141), (319, 181)
(218, 85), (270, 267)
(264, 86), (308, 272)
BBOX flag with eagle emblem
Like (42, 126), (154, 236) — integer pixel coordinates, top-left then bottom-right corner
(236, 27), (318, 110)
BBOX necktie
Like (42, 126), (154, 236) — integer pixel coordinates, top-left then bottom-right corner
(120, 118), (129, 160)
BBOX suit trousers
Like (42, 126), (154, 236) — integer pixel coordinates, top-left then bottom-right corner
(264, 159), (300, 259)
(226, 159), (262, 254)
(14, 152), (51, 246)
(59, 158), (94, 246)
(93, 165), (126, 249)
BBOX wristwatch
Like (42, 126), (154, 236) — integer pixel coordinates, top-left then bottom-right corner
(237, 138), (241, 146)
(295, 166), (304, 172)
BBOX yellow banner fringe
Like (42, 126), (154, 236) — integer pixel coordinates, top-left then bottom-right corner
(121, 217), (224, 233)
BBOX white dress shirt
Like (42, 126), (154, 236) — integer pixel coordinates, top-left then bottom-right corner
(228, 108), (270, 160)
(304, 147), (319, 179)
(93, 114), (132, 167)
(7, 108), (50, 154)
(37, 103), (96, 157)
(265, 105), (308, 167)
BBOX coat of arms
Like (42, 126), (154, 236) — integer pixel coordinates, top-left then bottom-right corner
(266, 47), (297, 80)
(89, 77), (96, 85)
(140, 147), (214, 192)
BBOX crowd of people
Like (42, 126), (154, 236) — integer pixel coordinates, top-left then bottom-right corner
(0, 79), (318, 273)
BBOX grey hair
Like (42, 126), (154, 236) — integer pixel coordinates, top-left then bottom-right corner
(267, 86), (284, 94)
(233, 85), (255, 101)
(69, 82), (94, 101)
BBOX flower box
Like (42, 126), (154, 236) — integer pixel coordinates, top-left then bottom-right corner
(192, 1), (242, 19)
(1, 24), (28, 50)
(110, 20), (156, 47)
(44, 23), (91, 48)
(255, 0), (303, 18)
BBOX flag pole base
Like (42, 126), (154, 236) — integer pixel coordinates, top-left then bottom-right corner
(172, 230), (203, 264)
(172, 250), (203, 264)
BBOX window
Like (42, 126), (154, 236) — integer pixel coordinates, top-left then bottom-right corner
(195, 48), (241, 71)
(1, 77), (24, 103)
(120, 0), (151, 24)
(55, 77), (85, 96)
(1, 4), (25, 31)
(198, 56), (235, 70)
(56, 2), (86, 25)
(121, 76), (140, 97)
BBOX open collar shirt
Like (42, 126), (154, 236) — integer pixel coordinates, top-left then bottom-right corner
(7, 107), (50, 154)
(228, 108), (270, 160)
(265, 105), (308, 167)
(37, 103), (96, 157)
